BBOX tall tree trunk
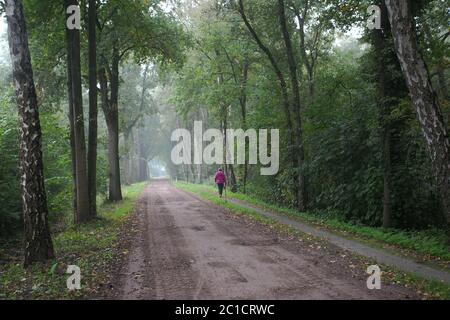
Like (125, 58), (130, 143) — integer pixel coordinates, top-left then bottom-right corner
(228, 164), (238, 193)
(106, 112), (122, 200)
(220, 118), (228, 182)
(196, 110), (203, 184)
(183, 163), (189, 182)
(65, 20), (77, 216)
(373, 1), (393, 228)
(197, 164), (202, 184)
(223, 105), (238, 193)
(100, 46), (123, 202)
(294, 0), (315, 99)
(66, 0), (90, 223)
(238, 0), (299, 206)
(188, 163), (195, 183)
(6, 0), (55, 267)
(382, 127), (392, 228)
(87, 0), (98, 218)
(278, 0), (307, 211)
(109, 47), (122, 201)
(69, 109), (78, 215)
(123, 128), (133, 185)
(385, 0), (450, 229)
(240, 61), (249, 193)
(137, 67), (150, 182)
(138, 127), (148, 182)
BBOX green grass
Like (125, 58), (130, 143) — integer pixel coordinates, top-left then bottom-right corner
(176, 182), (450, 263)
(0, 182), (147, 300)
(389, 269), (450, 300)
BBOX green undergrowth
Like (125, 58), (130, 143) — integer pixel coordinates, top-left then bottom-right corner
(0, 182), (147, 300)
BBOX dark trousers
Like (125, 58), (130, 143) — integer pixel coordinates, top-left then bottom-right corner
(217, 183), (224, 196)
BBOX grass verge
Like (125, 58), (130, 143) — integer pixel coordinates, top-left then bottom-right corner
(0, 182), (146, 300)
(175, 181), (450, 300)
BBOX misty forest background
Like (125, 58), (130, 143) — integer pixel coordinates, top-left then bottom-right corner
(0, 0), (449, 264)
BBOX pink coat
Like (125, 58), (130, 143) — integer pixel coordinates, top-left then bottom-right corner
(215, 171), (227, 185)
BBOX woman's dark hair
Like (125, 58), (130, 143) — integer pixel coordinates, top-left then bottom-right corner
(218, 168), (223, 172)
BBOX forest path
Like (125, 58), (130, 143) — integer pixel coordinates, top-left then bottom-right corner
(116, 180), (417, 300)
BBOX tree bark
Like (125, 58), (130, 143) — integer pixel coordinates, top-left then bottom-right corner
(240, 60), (249, 193)
(278, 0), (307, 211)
(228, 164), (238, 193)
(99, 47), (123, 202)
(197, 163), (202, 184)
(106, 46), (123, 201)
(105, 109), (122, 201)
(385, 0), (450, 229)
(224, 109), (238, 192)
(382, 127), (392, 228)
(220, 115), (228, 184)
(65, 18), (77, 216)
(6, 0), (55, 267)
(373, 1), (392, 229)
(87, 0), (98, 218)
(65, 0), (90, 223)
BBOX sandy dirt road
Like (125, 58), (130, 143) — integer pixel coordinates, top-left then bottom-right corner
(115, 180), (417, 300)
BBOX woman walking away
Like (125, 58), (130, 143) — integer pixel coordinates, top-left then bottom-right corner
(215, 168), (227, 198)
